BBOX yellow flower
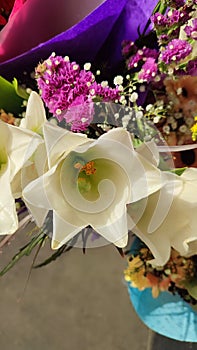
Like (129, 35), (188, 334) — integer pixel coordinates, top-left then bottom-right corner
(191, 117), (197, 141)
(124, 256), (150, 290)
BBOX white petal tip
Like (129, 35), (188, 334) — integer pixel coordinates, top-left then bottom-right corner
(51, 239), (61, 250)
(114, 235), (128, 248)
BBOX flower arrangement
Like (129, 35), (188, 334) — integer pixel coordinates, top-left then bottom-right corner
(0, 0), (197, 342)
(125, 244), (197, 306)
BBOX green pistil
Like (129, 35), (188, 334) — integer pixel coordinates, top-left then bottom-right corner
(77, 176), (92, 194)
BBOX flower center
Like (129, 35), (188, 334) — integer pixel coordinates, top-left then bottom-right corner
(75, 161), (97, 194)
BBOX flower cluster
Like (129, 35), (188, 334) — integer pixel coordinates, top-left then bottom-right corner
(138, 57), (158, 82)
(120, 0), (197, 168)
(125, 245), (197, 305)
(160, 39), (192, 64)
(185, 18), (197, 40)
(0, 1), (196, 321)
(36, 53), (121, 131)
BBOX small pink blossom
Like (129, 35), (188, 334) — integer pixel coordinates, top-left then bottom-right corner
(62, 96), (94, 132)
(138, 58), (158, 82)
(160, 39), (192, 64)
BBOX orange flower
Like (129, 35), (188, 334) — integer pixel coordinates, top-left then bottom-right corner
(0, 109), (15, 125)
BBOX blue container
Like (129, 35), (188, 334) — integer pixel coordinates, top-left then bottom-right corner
(127, 238), (197, 342)
(128, 284), (197, 342)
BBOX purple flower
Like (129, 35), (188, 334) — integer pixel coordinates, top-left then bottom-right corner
(151, 8), (190, 31)
(36, 54), (121, 110)
(62, 96), (94, 132)
(186, 59), (197, 76)
(128, 51), (143, 69)
(151, 13), (168, 27)
(91, 82), (121, 102)
(122, 40), (135, 57)
(168, 9), (182, 24)
(160, 39), (192, 64)
(36, 53), (120, 130)
(158, 28), (179, 45)
(184, 19), (197, 40)
(128, 47), (158, 70)
(143, 48), (158, 60)
(36, 54), (94, 116)
(138, 58), (158, 82)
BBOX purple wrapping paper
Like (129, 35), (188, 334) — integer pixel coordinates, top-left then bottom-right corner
(0, 0), (158, 81)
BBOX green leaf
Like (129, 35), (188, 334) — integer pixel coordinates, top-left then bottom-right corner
(153, 1), (167, 15)
(12, 78), (29, 100)
(0, 76), (24, 114)
(0, 231), (47, 276)
(34, 235), (78, 268)
(170, 167), (187, 176)
(184, 280), (197, 301)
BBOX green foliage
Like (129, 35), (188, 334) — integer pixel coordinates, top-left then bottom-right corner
(0, 76), (26, 114)
(0, 230), (47, 276)
(185, 280), (197, 301)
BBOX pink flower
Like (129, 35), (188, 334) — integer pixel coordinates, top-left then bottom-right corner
(138, 58), (158, 82)
(63, 95), (94, 132)
(184, 19), (197, 40)
(36, 54), (95, 116)
(36, 53), (120, 118)
(160, 39), (192, 64)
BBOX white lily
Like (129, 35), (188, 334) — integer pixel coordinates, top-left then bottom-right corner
(12, 92), (47, 197)
(128, 168), (197, 266)
(20, 91), (47, 134)
(0, 120), (42, 235)
(23, 122), (168, 249)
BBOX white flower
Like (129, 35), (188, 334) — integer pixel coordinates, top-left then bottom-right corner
(127, 168), (197, 266)
(13, 92), (47, 197)
(0, 120), (41, 235)
(20, 91), (47, 134)
(23, 124), (166, 249)
(84, 63), (91, 71)
(153, 116), (160, 124)
(179, 124), (187, 133)
(163, 125), (170, 134)
(101, 81), (108, 88)
(113, 75), (123, 86)
(146, 104), (153, 112)
(129, 92), (138, 103)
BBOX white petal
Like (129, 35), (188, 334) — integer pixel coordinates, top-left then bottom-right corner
(22, 167), (57, 225)
(34, 143), (48, 176)
(1, 121), (42, 179)
(0, 163), (18, 235)
(51, 211), (85, 249)
(43, 122), (88, 168)
(25, 202), (48, 228)
(99, 127), (134, 150)
(128, 172), (197, 266)
(22, 91), (47, 132)
(11, 170), (22, 198)
(135, 140), (160, 167)
(92, 208), (128, 248)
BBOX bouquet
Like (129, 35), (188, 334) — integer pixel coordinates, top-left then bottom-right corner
(0, 0), (197, 342)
